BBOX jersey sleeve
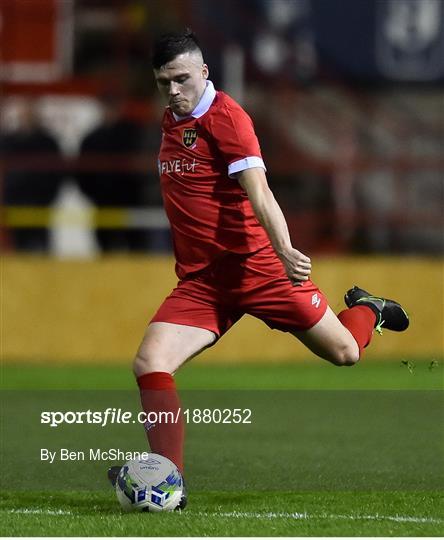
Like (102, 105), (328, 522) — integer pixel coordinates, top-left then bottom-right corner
(208, 101), (266, 178)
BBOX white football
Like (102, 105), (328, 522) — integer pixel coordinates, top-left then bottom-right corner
(115, 454), (184, 512)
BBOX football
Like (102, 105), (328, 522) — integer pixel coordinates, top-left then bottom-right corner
(115, 454), (184, 512)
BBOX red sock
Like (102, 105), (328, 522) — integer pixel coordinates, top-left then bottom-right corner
(337, 306), (376, 357)
(136, 371), (184, 473)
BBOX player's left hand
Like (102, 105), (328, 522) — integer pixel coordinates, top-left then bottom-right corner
(279, 248), (312, 286)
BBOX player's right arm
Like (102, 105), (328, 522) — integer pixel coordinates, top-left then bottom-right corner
(237, 167), (312, 285)
(206, 96), (311, 284)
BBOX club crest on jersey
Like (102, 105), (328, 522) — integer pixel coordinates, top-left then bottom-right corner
(182, 128), (198, 148)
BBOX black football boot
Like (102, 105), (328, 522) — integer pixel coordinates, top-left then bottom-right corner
(344, 286), (409, 335)
(108, 465), (122, 487)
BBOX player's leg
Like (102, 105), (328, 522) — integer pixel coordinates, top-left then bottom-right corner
(293, 286), (409, 366)
(292, 305), (369, 366)
(241, 246), (408, 366)
(133, 322), (216, 475)
(107, 322), (216, 508)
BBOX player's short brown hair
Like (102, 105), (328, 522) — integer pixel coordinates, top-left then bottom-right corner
(151, 29), (202, 69)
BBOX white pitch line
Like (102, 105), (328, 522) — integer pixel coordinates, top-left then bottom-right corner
(196, 510), (444, 525)
(6, 508), (72, 516)
(5, 508), (444, 525)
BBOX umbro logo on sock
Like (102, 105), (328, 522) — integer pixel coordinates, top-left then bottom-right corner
(144, 420), (156, 431)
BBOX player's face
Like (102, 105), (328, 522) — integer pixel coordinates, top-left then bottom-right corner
(154, 52), (209, 116)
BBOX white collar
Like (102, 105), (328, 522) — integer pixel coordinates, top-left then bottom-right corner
(172, 80), (216, 121)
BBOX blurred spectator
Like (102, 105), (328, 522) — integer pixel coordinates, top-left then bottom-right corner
(77, 94), (154, 252)
(0, 98), (63, 252)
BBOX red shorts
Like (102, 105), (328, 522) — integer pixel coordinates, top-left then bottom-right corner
(151, 245), (328, 337)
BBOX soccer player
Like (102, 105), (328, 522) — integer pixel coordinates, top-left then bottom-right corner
(109, 30), (409, 508)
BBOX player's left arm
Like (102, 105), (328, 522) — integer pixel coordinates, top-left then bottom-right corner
(237, 167), (311, 285)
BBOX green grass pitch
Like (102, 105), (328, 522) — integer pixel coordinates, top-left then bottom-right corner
(1, 359), (443, 536)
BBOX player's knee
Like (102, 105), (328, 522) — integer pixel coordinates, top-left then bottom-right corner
(133, 353), (150, 377)
(133, 351), (174, 377)
(330, 344), (360, 367)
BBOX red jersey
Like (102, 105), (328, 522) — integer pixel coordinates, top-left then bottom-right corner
(158, 81), (270, 279)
